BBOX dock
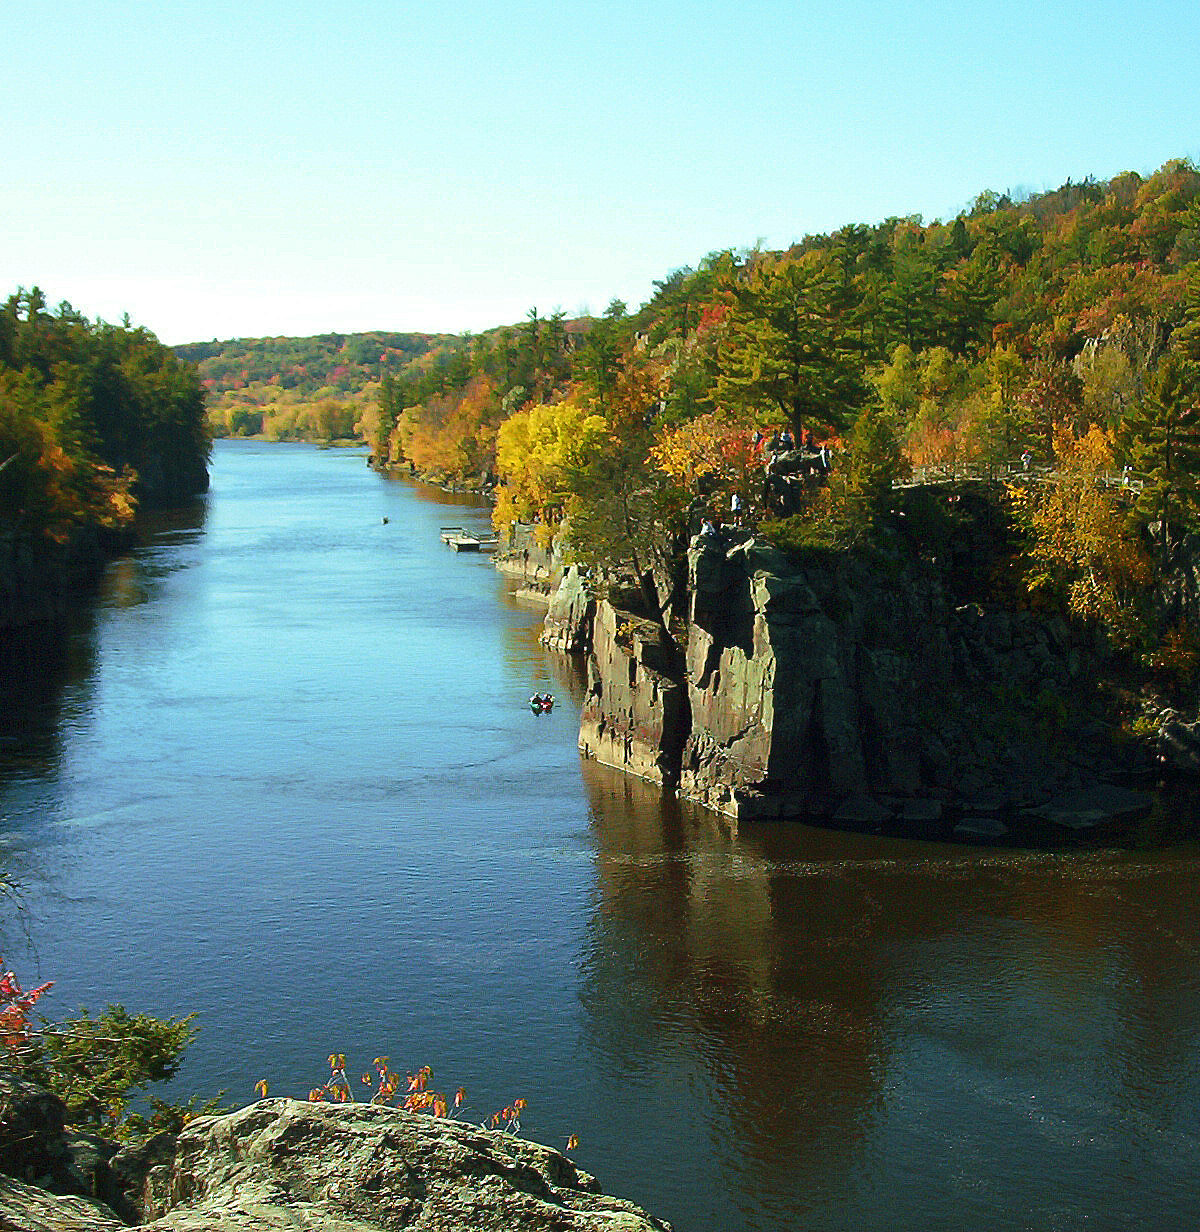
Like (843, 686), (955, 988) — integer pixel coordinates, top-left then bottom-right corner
(440, 526), (499, 552)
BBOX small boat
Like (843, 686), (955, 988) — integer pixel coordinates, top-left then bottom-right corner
(529, 694), (555, 713)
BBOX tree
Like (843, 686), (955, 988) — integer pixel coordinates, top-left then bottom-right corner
(823, 405), (910, 543)
(878, 246), (942, 351)
(562, 357), (686, 632)
(963, 345), (1033, 476)
(492, 393), (608, 542)
(574, 303), (626, 415)
(715, 255), (866, 438)
(1011, 425), (1152, 646)
(650, 409), (763, 520)
(1120, 354), (1200, 564)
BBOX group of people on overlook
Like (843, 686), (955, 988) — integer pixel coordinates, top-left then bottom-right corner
(700, 426), (836, 539)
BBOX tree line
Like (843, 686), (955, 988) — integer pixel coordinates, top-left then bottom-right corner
(1, 288), (210, 544)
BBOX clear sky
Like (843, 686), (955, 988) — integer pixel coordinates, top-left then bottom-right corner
(4, 0), (1197, 345)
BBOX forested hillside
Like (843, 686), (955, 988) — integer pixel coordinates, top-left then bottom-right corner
(180, 329), (469, 442)
(1, 288), (210, 544)
(367, 159), (1200, 679)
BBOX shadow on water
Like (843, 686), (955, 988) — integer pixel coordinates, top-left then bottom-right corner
(577, 756), (1200, 1227)
(498, 605), (588, 705)
(101, 497), (209, 609)
(0, 616), (99, 781)
(0, 499), (209, 777)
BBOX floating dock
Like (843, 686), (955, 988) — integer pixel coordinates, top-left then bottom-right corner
(440, 526), (499, 552)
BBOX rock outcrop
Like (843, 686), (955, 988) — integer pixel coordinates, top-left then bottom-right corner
(540, 565), (594, 654)
(567, 529), (1156, 834)
(141, 1099), (669, 1231)
(0, 1081), (670, 1232)
(578, 602), (687, 788)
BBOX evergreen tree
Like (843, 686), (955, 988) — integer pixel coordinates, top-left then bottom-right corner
(1120, 355), (1200, 563)
(715, 256), (865, 438)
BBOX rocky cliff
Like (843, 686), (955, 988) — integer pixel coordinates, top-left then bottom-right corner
(578, 601), (686, 787)
(0, 1080), (670, 1232)
(569, 531), (1157, 837)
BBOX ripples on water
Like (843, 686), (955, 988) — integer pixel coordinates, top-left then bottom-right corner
(2, 441), (1199, 1232)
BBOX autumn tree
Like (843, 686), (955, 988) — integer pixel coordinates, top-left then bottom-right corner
(562, 357), (686, 631)
(492, 393), (608, 543)
(650, 410), (763, 521)
(1011, 425), (1152, 646)
(963, 345), (1033, 476)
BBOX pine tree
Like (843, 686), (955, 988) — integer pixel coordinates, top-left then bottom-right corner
(1121, 354), (1200, 563)
(715, 256), (865, 438)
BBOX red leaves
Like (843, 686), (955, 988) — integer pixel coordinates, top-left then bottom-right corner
(0, 968), (54, 1051)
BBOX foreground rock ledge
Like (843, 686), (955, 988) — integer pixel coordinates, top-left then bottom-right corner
(130, 1097), (670, 1232)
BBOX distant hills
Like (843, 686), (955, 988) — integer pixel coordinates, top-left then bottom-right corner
(174, 330), (463, 440)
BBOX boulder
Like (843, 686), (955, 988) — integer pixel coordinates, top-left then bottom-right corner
(1157, 711), (1200, 773)
(140, 1098), (670, 1231)
(0, 1076), (170, 1222)
(0, 1174), (125, 1232)
(1029, 783), (1154, 831)
(0, 1075), (83, 1193)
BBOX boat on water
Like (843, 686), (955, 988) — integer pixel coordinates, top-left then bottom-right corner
(529, 693), (555, 713)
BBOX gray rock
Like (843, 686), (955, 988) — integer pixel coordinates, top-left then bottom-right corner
(577, 517), (1141, 830)
(959, 790), (1007, 815)
(0, 1076), (69, 1187)
(578, 602), (686, 788)
(141, 1098), (670, 1232)
(1159, 715), (1200, 772)
(1031, 783), (1153, 830)
(954, 816), (1009, 839)
(832, 795), (892, 825)
(897, 799), (943, 823)
(541, 565), (594, 654)
(0, 1174), (125, 1231)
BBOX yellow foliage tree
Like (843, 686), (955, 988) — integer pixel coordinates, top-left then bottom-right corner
(1010, 424), (1152, 646)
(492, 394), (608, 543)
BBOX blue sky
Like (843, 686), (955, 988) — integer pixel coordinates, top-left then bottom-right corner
(4, 0), (1197, 344)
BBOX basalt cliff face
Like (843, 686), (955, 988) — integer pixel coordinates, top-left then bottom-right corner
(564, 534), (1157, 836)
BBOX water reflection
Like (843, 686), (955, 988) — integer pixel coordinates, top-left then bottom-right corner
(100, 498), (208, 609)
(0, 615), (99, 781)
(578, 757), (1200, 1229)
(579, 761), (885, 1181)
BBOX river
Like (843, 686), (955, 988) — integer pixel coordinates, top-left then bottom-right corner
(2, 440), (1199, 1231)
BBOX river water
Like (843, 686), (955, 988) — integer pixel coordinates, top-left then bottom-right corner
(2, 440), (1199, 1231)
